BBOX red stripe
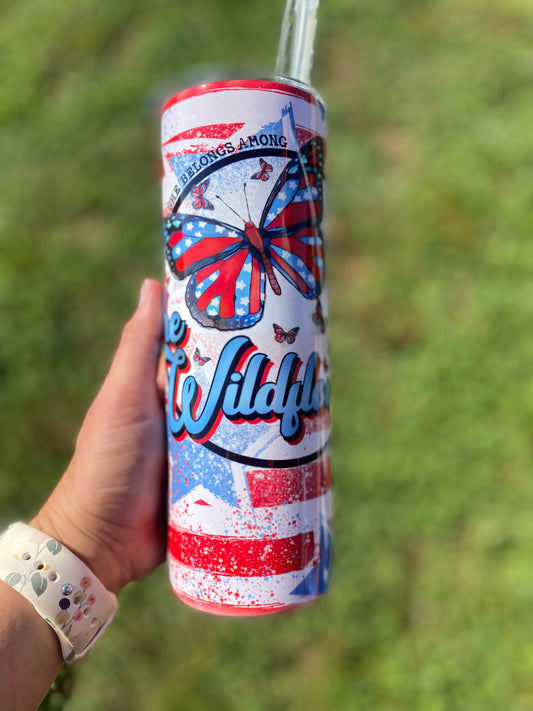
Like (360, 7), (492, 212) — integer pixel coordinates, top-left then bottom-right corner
(163, 123), (244, 145)
(247, 456), (331, 508)
(267, 201), (318, 230)
(168, 526), (315, 576)
(176, 236), (241, 273)
(269, 250), (312, 294)
(163, 80), (318, 114)
(196, 252), (246, 313)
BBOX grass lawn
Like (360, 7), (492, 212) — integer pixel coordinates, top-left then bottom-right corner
(3, 0), (533, 708)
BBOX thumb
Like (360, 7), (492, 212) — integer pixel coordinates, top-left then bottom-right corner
(104, 279), (164, 397)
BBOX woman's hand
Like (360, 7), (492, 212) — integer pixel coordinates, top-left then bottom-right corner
(32, 279), (167, 592)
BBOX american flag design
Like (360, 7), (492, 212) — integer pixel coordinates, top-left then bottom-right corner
(162, 80), (331, 615)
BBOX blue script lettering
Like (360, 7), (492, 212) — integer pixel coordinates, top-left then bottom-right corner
(165, 309), (190, 430)
(165, 310), (188, 345)
(165, 310), (330, 443)
(169, 336), (252, 440)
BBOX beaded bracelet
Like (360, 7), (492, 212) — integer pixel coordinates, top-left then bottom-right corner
(0, 522), (117, 663)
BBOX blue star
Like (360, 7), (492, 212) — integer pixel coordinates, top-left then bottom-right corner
(290, 522), (331, 596)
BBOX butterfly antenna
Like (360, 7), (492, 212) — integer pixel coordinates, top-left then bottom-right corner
(243, 183), (252, 222)
(215, 194), (246, 224)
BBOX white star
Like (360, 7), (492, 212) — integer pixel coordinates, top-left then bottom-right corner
(240, 296), (250, 305)
(228, 230), (238, 238)
(236, 280), (246, 290)
(185, 238), (192, 246)
(267, 212), (276, 222)
(236, 308), (245, 316)
(279, 191), (286, 200)
(199, 221), (206, 228)
(215, 224), (224, 233)
(242, 263), (252, 273)
(209, 273), (218, 282)
(195, 231), (202, 237)
(186, 223), (193, 231)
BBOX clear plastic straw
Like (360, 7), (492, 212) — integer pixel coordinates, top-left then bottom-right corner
(275, 0), (320, 85)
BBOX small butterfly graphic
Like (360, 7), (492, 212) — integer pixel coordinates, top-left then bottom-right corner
(193, 347), (211, 366)
(312, 299), (325, 333)
(273, 324), (299, 344)
(191, 180), (214, 211)
(251, 158), (273, 182)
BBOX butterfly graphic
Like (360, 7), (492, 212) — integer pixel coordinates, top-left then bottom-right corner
(191, 180), (214, 211)
(193, 347), (211, 366)
(312, 299), (325, 333)
(251, 158), (273, 181)
(273, 324), (299, 344)
(165, 137), (325, 331)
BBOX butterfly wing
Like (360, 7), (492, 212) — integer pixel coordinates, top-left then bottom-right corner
(286, 327), (299, 344)
(260, 138), (325, 300)
(193, 348), (210, 366)
(251, 158), (273, 181)
(186, 250), (266, 330)
(165, 214), (266, 330)
(192, 195), (214, 210)
(191, 180), (214, 210)
(273, 323), (286, 343)
(165, 214), (244, 279)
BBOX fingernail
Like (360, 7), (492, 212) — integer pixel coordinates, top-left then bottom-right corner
(138, 279), (150, 307)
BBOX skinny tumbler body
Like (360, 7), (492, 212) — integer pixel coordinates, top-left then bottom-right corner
(162, 79), (331, 615)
